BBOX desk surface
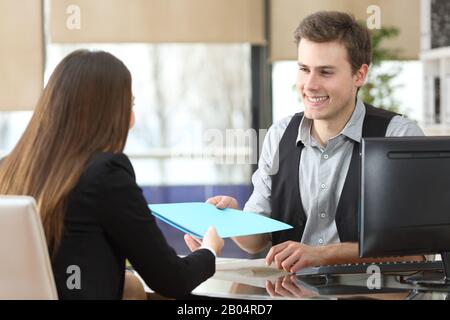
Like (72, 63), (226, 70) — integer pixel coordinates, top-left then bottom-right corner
(142, 258), (450, 300)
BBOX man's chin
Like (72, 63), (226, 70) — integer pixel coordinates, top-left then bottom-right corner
(304, 110), (326, 120)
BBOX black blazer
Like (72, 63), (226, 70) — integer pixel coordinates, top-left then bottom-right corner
(51, 152), (215, 299)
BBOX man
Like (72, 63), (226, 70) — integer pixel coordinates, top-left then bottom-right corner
(207, 11), (424, 273)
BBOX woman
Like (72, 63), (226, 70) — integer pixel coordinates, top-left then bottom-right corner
(0, 50), (223, 299)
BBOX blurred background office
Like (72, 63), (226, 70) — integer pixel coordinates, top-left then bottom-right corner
(1, 0), (449, 257)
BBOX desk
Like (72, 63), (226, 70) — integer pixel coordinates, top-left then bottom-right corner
(142, 258), (450, 300)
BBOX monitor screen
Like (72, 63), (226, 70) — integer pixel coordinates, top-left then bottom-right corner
(359, 136), (450, 258)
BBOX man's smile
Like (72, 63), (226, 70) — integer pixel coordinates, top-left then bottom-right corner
(304, 94), (330, 107)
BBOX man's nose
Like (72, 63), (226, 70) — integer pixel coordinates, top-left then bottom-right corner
(304, 72), (320, 92)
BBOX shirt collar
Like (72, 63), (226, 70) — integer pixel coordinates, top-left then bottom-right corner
(296, 98), (366, 146)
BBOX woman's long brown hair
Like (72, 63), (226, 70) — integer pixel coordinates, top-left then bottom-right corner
(0, 50), (133, 254)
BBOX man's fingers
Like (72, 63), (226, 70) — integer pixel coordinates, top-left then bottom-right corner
(274, 277), (293, 297)
(266, 243), (292, 270)
(206, 196), (229, 209)
(265, 280), (279, 297)
(281, 251), (301, 273)
(281, 277), (304, 297)
(206, 196), (221, 206)
(216, 197), (230, 209)
(206, 196), (238, 209)
(290, 258), (309, 273)
(266, 242), (289, 266)
(273, 249), (293, 270)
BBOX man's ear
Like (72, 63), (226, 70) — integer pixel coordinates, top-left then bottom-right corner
(354, 64), (369, 88)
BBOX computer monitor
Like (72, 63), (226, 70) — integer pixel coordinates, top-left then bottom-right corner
(359, 136), (450, 282)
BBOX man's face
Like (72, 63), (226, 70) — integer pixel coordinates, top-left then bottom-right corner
(296, 39), (366, 121)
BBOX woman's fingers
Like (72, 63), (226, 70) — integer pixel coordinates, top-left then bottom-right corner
(184, 234), (202, 252)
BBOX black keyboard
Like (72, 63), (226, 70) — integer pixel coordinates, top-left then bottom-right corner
(296, 260), (444, 276)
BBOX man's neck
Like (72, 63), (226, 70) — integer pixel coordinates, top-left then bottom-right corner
(311, 100), (357, 147)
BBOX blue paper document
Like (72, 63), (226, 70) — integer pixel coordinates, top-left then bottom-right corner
(149, 202), (293, 238)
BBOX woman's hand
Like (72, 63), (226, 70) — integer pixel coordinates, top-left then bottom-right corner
(184, 226), (224, 256)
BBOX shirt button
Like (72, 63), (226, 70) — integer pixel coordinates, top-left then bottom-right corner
(320, 212), (326, 219)
(318, 238), (324, 244)
(320, 183), (326, 189)
(323, 154), (329, 160)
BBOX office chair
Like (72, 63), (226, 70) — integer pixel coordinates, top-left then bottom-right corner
(0, 196), (58, 299)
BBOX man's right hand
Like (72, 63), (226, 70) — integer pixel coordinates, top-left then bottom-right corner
(206, 196), (239, 210)
(206, 195), (269, 255)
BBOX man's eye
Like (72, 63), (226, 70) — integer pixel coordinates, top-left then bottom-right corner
(299, 67), (309, 73)
(321, 71), (333, 76)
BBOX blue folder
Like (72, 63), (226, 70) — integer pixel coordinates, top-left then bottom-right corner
(149, 202), (293, 238)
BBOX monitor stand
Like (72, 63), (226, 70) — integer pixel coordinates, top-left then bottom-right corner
(402, 252), (450, 287)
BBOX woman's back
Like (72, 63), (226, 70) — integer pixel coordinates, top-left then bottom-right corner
(52, 152), (215, 299)
(0, 50), (222, 299)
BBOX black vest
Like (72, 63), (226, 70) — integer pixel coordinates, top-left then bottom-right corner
(270, 104), (398, 245)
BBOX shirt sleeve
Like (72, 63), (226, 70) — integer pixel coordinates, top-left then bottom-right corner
(243, 117), (292, 216)
(96, 154), (215, 298)
(386, 115), (425, 137)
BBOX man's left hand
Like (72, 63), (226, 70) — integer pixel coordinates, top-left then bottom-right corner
(265, 241), (326, 273)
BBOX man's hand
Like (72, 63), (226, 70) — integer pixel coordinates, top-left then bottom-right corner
(266, 241), (326, 273)
(206, 195), (269, 254)
(206, 196), (239, 210)
(265, 275), (317, 299)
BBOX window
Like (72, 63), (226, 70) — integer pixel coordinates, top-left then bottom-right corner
(1, 43), (253, 187)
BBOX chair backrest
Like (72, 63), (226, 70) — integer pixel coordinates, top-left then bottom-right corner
(0, 196), (58, 299)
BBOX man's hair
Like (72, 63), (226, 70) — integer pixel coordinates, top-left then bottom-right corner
(294, 11), (372, 74)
